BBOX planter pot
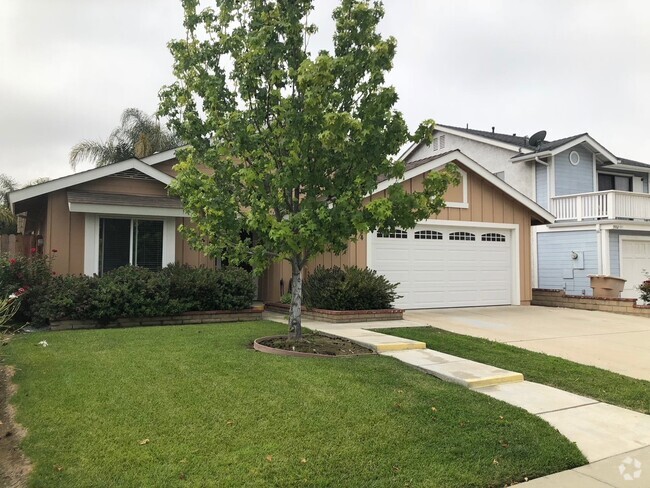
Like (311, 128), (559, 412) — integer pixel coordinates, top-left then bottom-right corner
(589, 275), (626, 298)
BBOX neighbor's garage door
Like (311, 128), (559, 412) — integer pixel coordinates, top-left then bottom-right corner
(370, 225), (513, 309)
(620, 238), (650, 299)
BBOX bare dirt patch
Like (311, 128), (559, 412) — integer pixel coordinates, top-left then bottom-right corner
(0, 361), (32, 488)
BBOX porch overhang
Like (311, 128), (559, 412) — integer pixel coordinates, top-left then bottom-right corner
(67, 191), (189, 218)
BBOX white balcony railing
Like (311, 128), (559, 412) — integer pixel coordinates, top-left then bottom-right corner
(551, 191), (650, 222)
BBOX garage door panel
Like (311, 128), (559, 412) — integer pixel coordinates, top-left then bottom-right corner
(371, 224), (513, 309)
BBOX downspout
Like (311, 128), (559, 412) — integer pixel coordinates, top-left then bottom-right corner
(596, 223), (603, 275)
(534, 157), (548, 166)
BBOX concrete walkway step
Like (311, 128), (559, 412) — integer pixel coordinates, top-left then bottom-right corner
(381, 349), (524, 388)
(316, 327), (426, 352)
(524, 445), (650, 487)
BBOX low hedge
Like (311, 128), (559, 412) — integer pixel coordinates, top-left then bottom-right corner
(303, 266), (400, 310)
(28, 264), (255, 325)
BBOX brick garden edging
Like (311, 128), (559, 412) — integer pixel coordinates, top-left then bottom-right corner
(532, 288), (650, 317)
(49, 308), (264, 331)
(265, 303), (404, 323)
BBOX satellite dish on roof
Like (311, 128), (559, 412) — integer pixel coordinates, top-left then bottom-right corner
(528, 130), (547, 147)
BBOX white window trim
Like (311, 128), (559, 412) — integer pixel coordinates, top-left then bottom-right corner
(366, 219), (520, 306)
(84, 214), (176, 276)
(619, 235), (650, 283)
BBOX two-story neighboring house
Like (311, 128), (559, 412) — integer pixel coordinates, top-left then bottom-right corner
(401, 124), (650, 299)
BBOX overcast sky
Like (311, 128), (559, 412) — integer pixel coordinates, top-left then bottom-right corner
(1, 0), (649, 185)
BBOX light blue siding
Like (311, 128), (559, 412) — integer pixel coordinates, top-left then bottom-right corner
(535, 163), (548, 209)
(537, 230), (598, 295)
(554, 145), (594, 196)
(609, 230), (650, 278)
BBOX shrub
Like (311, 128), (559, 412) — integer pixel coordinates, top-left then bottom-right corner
(303, 266), (400, 310)
(26, 264), (256, 325)
(30, 274), (99, 324)
(639, 279), (650, 303)
(165, 264), (255, 311)
(0, 252), (53, 322)
(90, 266), (176, 324)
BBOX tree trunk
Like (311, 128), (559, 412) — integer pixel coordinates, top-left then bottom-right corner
(288, 260), (303, 340)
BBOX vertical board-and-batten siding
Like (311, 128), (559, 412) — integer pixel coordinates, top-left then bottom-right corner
(537, 230), (598, 295)
(554, 145), (594, 196)
(535, 163), (549, 209)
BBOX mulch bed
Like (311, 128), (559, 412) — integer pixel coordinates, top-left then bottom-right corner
(256, 333), (373, 356)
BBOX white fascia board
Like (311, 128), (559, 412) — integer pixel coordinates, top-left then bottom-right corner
(436, 126), (533, 153)
(69, 202), (188, 218)
(610, 163), (650, 172)
(372, 149), (555, 224)
(511, 151), (552, 163)
(140, 146), (187, 165)
(511, 135), (619, 165)
(396, 141), (421, 162)
(8, 159), (174, 209)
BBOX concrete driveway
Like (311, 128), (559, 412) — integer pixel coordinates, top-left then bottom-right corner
(404, 306), (650, 381)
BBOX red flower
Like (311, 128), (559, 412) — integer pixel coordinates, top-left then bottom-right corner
(30, 247), (37, 254)
(52, 249), (58, 253)
(52, 271), (57, 276)
(9, 258), (16, 265)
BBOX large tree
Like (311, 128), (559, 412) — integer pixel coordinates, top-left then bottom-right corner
(69, 108), (183, 169)
(159, 0), (458, 339)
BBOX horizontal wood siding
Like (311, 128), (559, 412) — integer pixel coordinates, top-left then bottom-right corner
(537, 230), (598, 295)
(75, 176), (169, 196)
(555, 145), (594, 196)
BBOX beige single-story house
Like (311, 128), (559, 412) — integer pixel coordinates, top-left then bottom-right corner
(9, 148), (553, 308)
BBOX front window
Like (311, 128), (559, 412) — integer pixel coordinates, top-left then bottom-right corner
(98, 218), (163, 275)
(598, 173), (632, 192)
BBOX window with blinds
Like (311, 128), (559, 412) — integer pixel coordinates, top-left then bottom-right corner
(98, 218), (164, 275)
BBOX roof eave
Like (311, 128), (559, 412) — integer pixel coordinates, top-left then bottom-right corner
(8, 159), (174, 211)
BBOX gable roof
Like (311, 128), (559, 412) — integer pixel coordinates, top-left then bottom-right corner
(437, 124), (537, 149)
(509, 133), (619, 164)
(140, 146), (185, 165)
(374, 149), (554, 224)
(8, 158), (174, 211)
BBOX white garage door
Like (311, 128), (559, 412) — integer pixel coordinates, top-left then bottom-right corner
(369, 225), (514, 309)
(620, 238), (650, 299)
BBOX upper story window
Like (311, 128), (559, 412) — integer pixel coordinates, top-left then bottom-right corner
(598, 173), (632, 192)
(439, 135), (446, 149)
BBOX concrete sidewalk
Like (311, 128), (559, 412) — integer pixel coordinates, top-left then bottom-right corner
(264, 313), (650, 486)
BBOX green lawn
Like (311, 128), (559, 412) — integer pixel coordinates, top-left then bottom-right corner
(4, 322), (586, 487)
(380, 327), (650, 415)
